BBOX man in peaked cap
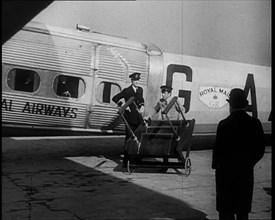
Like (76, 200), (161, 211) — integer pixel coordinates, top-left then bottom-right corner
(112, 72), (145, 167)
(212, 88), (265, 220)
(160, 85), (172, 93)
(144, 85), (186, 170)
(145, 85), (185, 120)
(129, 72), (141, 81)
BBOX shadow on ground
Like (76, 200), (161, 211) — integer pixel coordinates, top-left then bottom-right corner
(2, 157), (209, 220)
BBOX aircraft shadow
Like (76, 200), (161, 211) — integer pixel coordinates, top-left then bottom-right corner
(2, 157), (210, 220)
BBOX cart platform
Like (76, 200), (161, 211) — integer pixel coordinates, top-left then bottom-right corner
(125, 119), (195, 175)
(117, 96), (195, 175)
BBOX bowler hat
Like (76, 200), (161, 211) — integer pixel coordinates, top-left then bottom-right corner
(226, 88), (248, 108)
(129, 72), (141, 81)
(160, 85), (173, 93)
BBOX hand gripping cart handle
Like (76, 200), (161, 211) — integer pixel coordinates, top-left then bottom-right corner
(162, 96), (188, 141)
(117, 97), (141, 150)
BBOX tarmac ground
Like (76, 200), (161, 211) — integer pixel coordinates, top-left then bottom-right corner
(2, 137), (271, 220)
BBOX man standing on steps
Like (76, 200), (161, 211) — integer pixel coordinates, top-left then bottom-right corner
(112, 72), (145, 167)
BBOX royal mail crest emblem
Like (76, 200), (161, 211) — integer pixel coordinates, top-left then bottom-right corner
(199, 86), (231, 109)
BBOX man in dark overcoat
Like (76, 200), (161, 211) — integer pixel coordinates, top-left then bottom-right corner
(112, 72), (145, 167)
(212, 88), (265, 220)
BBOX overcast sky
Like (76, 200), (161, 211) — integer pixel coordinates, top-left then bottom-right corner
(32, 1), (271, 67)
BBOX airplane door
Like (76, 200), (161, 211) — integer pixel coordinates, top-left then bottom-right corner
(87, 44), (149, 132)
(87, 45), (127, 132)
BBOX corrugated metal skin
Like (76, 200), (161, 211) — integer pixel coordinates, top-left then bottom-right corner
(2, 24), (149, 133)
(88, 45), (149, 130)
(114, 47), (149, 85)
(24, 22), (147, 52)
(96, 45), (126, 81)
(2, 92), (88, 128)
(89, 105), (125, 131)
(95, 45), (149, 84)
(2, 30), (94, 76)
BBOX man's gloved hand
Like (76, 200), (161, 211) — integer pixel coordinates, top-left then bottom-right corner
(139, 105), (145, 114)
(143, 116), (149, 121)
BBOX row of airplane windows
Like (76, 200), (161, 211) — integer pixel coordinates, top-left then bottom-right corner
(6, 68), (121, 104)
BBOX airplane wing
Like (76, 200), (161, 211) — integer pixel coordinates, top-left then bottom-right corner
(2, 1), (53, 45)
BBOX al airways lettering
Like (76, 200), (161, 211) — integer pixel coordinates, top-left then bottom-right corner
(2, 99), (78, 118)
(2, 99), (13, 111)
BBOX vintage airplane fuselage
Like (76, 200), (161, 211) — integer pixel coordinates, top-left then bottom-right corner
(2, 22), (271, 147)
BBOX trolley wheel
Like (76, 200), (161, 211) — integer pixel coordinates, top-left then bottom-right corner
(184, 157), (191, 176)
(127, 160), (135, 175)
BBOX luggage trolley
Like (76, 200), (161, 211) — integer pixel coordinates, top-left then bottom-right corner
(118, 96), (195, 175)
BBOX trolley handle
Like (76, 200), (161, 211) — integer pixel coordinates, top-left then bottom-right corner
(162, 96), (188, 126)
(117, 96), (141, 146)
(162, 96), (180, 140)
(162, 96), (178, 114)
(132, 101), (148, 128)
(175, 100), (188, 126)
(117, 97), (135, 114)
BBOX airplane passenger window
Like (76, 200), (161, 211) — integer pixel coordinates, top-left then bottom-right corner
(53, 75), (85, 98)
(7, 68), (40, 92)
(96, 82), (121, 104)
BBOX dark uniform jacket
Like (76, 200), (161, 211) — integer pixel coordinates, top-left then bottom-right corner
(212, 110), (265, 213)
(112, 85), (144, 125)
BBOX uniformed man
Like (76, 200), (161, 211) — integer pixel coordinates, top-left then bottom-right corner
(112, 72), (145, 167)
(144, 85), (186, 169)
(145, 85), (185, 120)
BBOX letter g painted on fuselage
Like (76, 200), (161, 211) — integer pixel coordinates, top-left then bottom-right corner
(166, 64), (192, 113)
